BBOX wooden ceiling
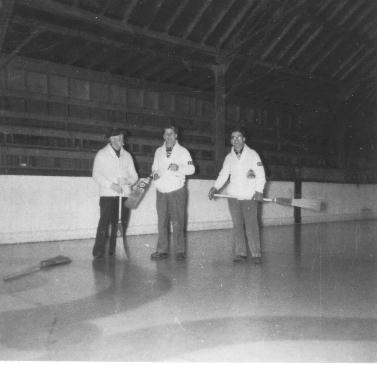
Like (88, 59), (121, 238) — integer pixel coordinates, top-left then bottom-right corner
(1, 0), (377, 112)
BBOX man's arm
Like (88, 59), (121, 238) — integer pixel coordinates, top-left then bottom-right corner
(208, 156), (230, 199)
(92, 153), (112, 189)
(177, 149), (195, 175)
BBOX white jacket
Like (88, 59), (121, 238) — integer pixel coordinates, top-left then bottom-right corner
(152, 141), (195, 193)
(214, 145), (266, 200)
(92, 144), (138, 197)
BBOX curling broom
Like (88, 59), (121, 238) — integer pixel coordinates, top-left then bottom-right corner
(3, 255), (71, 281)
(117, 194), (130, 259)
(214, 194), (322, 211)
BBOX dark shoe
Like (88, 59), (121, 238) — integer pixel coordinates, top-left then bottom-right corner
(176, 253), (186, 261)
(150, 252), (169, 261)
(251, 256), (262, 264)
(233, 255), (247, 263)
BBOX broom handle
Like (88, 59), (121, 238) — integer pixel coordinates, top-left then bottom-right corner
(118, 194), (122, 221)
(214, 193), (274, 202)
(3, 264), (41, 281)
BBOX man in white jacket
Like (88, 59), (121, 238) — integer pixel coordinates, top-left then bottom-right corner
(150, 126), (195, 261)
(92, 128), (138, 259)
(208, 128), (266, 263)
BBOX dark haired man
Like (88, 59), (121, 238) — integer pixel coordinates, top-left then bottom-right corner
(92, 128), (138, 259)
(150, 126), (195, 261)
(209, 129), (266, 263)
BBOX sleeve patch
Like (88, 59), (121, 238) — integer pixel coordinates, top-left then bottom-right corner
(257, 161), (263, 166)
(188, 161), (193, 165)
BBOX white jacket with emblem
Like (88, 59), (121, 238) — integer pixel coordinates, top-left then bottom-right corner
(152, 141), (195, 193)
(214, 145), (266, 200)
(92, 144), (138, 197)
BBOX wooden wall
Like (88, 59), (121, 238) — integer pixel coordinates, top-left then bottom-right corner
(0, 56), (376, 183)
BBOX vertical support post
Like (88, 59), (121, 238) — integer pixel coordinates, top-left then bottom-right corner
(213, 64), (226, 172)
(294, 178), (301, 224)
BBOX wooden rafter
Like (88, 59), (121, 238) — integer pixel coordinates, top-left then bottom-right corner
(224, 0), (263, 50)
(216, 0), (256, 49)
(183, 0), (213, 39)
(201, 0), (236, 44)
(338, 0), (364, 27)
(340, 48), (375, 80)
(277, 22), (312, 61)
(0, 0), (15, 52)
(164, 0), (190, 33)
(261, 16), (298, 60)
(309, 37), (343, 73)
(326, 0), (348, 21)
(287, 25), (323, 66)
(13, 16), (213, 70)
(0, 29), (41, 69)
(349, 2), (375, 31)
(143, 0), (164, 29)
(17, 0), (218, 57)
(332, 44), (364, 78)
(122, 0), (139, 24)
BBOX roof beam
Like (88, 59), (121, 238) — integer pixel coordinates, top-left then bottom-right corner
(340, 48), (375, 80)
(17, 0), (218, 57)
(143, 0), (164, 29)
(201, 0), (236, 44)
(0, 0), (15, 52)
(13, 15), (213, 70)
(164, 0), (190, 33)
(216, 0), (256, 49)
(122, 0), (138, 24)
(338, 0), (364, 26)
(332, 43), (364, 78)
(309, 37), (343, 73)
(183, 0), (213, 40)
(287, 25), (323, 66)
(0, 29), (41, 69)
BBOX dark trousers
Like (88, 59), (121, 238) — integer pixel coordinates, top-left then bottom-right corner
(228, 198), (261, 257)
(92, 196), (129, 257)
(156, 186), (187, 254)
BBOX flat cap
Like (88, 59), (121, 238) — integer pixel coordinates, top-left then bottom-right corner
(106, 127), (126, 138)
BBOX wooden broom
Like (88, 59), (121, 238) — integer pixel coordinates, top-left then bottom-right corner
(214, 194), (322, 211)
(117, 195), (130, 259)
(3, 255), (71, 281)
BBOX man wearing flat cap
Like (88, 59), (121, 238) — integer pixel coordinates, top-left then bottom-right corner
(92, 128), (138, 259)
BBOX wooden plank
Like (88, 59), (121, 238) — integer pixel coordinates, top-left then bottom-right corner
(122, 0), (139, 24)
(0, 88), (214, 123)
(13, 16), (213, 71)
(309, 37), (343, 73)
(338, 0), (364, 26)
(0, 30), (41, 70)
(18, 0), (218, 56)
(201, 0), (236, 44)
(261, 16), (298, 60)
(183, 0), (213, 39)
(340, 48), (375, 80)
(0, 0), (15, 52)
(217, 0), (256, 48)
(332, 44), (364, 78)
(287, 24), (323, 66)
(164, 0), (190, 33)
(276, 21), (311, 62)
